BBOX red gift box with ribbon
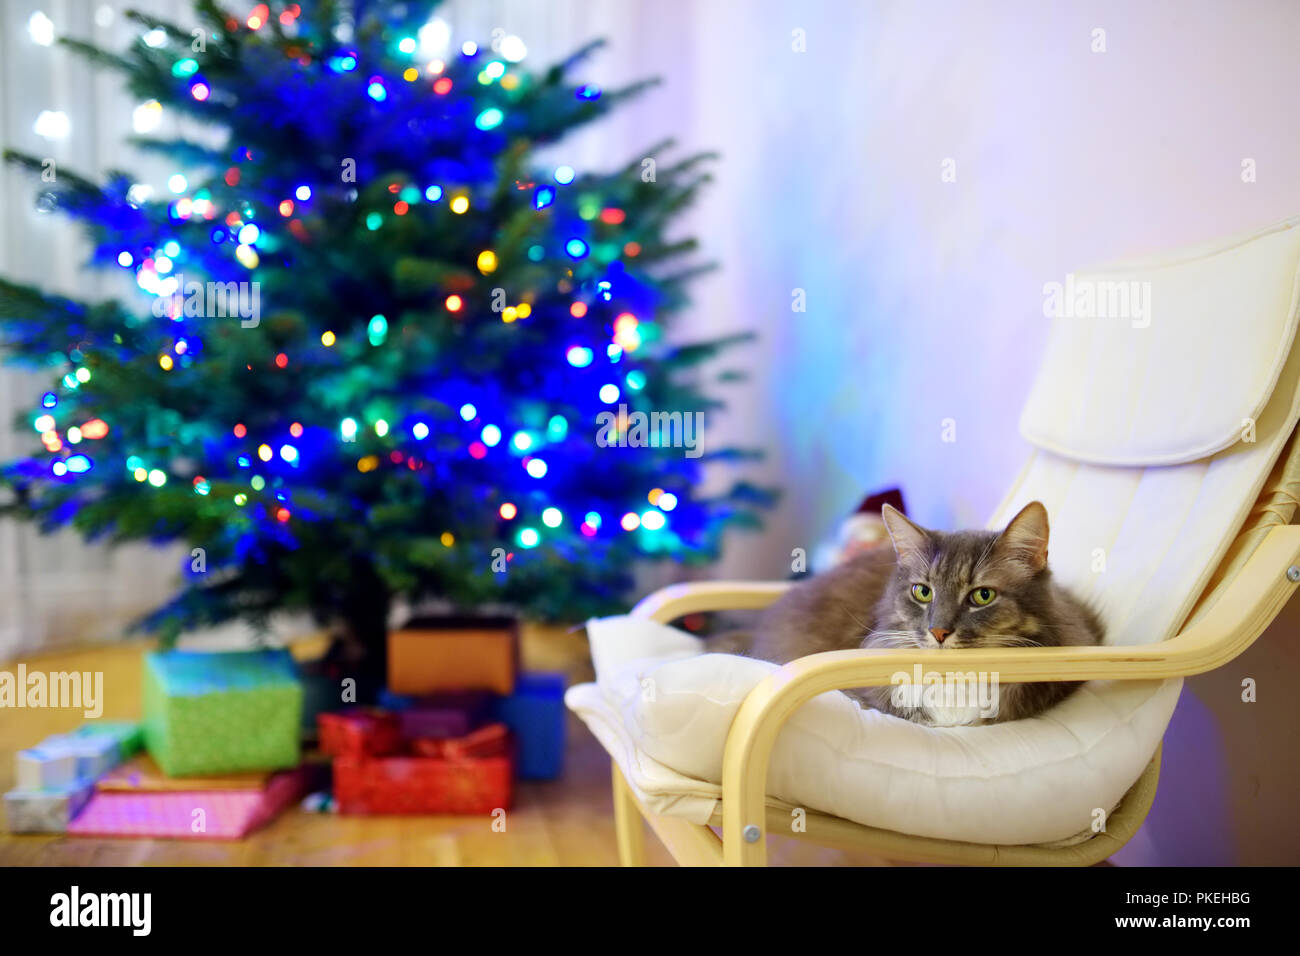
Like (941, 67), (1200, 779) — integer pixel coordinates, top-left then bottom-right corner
(411, 722), (510, 759)
(333, 735), (514, 815)
(317, 708), (403, 758)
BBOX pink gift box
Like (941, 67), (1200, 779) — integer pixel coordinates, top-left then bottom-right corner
(67, 766), (313, 840)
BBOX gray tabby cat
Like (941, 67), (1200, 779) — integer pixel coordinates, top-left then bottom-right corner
(739, 501), (1103, 725)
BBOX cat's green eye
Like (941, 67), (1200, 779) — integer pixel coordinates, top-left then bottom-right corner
(969, 587), (997, 607)
(910, 584), (933, 603)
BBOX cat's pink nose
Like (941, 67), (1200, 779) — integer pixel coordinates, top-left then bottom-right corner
(929, 627), (951, 644)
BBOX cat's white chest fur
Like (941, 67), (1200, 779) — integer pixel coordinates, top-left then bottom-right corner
(921, 702), (984, 727)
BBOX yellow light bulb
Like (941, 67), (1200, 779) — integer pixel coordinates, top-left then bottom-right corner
(477, 250), (497, 274)
(450, 195), (469, 214)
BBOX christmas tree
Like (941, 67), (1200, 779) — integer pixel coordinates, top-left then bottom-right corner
(0, 1), (769, 661)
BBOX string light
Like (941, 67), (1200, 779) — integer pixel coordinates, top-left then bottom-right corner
(28, 12), (55, 46)
(566, 346), (593, 368)
(475, 108), (504, 130)
(499, 502), (517, 519)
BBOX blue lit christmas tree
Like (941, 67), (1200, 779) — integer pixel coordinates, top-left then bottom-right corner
(0, 1), (769, 661)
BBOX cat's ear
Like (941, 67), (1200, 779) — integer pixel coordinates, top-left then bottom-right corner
(880, 504), (931, 563)
(994, 501), (1050, 572)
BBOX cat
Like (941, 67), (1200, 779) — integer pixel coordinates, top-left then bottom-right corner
(733, 501), (1103, 726)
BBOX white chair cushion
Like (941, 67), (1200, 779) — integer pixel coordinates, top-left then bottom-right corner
(567, 615), (1181, 845)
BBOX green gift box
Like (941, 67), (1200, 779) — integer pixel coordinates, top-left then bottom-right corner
(143, 649), (303, 777)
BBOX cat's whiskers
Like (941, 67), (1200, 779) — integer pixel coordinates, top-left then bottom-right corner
(864, 629), (922, 649)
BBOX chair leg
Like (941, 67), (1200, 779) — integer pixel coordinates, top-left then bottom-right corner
(611, 762), (646, 867)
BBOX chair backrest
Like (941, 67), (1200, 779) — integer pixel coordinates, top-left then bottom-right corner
(990, 218), (1300, 646)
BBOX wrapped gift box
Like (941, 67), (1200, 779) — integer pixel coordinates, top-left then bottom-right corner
(67, 765), (316, 840)
(392, 691), (494, 740)
(317, 709), (403, 757)
(15, 745), (80, 791)
(494, 672), (566, 780)
(4, 781), (94, 833)
(333, 749), (513, 815)
(387, 617), (517, 696)
(412, 722), (510, 759)
(143, 649), (303, 777)
(16, 722), (142, 789)
(54, 735), (118, 781)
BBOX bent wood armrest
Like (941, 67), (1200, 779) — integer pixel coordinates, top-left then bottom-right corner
(718, 523), (1300, 865)
(630, 580), (793, 623)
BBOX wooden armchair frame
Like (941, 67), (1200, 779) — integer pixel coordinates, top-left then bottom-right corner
(609, 524), (1300, 866)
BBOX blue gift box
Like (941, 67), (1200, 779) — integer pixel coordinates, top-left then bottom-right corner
(492, 672), (566, 780)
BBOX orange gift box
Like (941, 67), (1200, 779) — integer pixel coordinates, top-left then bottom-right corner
(387, 616), (518, 695)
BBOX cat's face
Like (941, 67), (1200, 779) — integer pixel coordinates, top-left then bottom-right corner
(872, 502), (1054, 650)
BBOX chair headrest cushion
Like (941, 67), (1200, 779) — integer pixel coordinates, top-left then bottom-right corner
(1020, 217), (1300, 466)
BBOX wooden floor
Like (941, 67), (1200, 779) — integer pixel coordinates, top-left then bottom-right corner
(0, 632), (891, 866)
